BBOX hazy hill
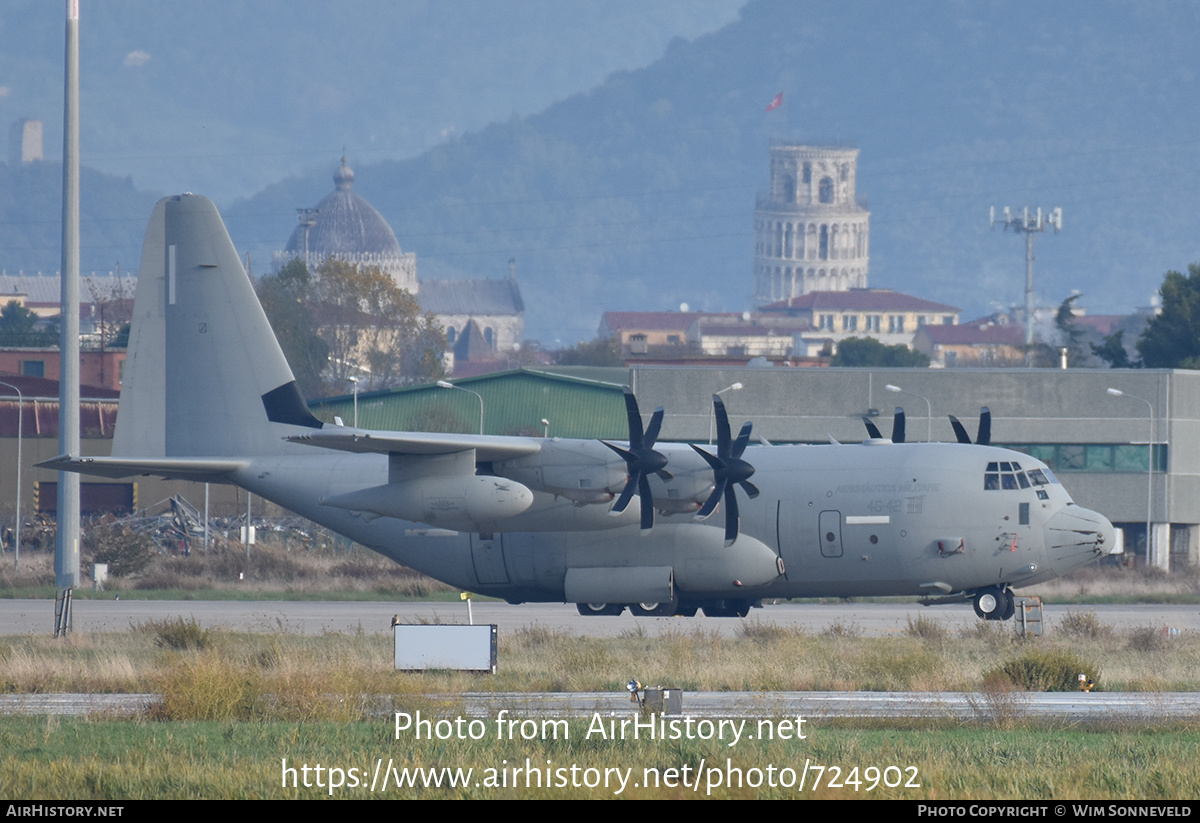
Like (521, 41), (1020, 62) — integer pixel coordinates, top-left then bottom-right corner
(227, 0), (1200, 344)
(0, 0), (741, 203)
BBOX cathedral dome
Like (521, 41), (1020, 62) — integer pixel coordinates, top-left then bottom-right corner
(277, 156), (417, 292)
(284, 157), (404, 258)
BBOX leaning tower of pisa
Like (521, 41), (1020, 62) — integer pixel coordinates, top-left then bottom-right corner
(753, 143), (870, 306)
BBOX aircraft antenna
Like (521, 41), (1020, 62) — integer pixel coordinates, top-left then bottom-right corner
(990, 205), (1063, 365)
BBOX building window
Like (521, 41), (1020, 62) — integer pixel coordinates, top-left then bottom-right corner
(945, 351), (958, 367)
(802, 162), (811, 184)
(819, 314), (834, 331)
(20, 360), (44, 378)
(942, 315), (954, 325)
(819, 177), (834, 204)
(446, 326), (457, 345)
(630, 334), (648, 354)
(888, 316), (905, 334)
(865, 315), (881, 332)
(484, 327), (495, 348)
(842, 315), (858, 331)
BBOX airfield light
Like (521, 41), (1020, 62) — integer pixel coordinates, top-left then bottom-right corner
(541, 418), (550, 438)
(885, 384), (932, 442)
(437, 381), (484, 434)
(348, 376), (360, 427)
(1106, 388), (1155, 568)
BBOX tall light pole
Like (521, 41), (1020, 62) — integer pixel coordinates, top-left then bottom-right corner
(437, 381), (484, 434)
(990, 206), (1063, 365)
(709, 382), (743, 444)
(0, 380), (23, 571)
(886, 384), (931, 441)
(57, 0), (82, 637)
(1107, 388), (1155, 568)
(348, 376), (359, 428)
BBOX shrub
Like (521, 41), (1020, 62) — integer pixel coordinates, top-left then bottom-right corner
(138, 617), (213, 651)
(984, 648), (1100, 692)
(905, 613), (948, 641)
(83, 523), (157, 577)
(1058, 610), (1113, 639)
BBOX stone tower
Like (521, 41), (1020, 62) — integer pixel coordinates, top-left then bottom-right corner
(753, 143), (870, 306)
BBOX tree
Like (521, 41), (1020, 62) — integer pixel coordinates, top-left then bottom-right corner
(1055, 294), (1088, 366)
(554, 336), (623, 366)
(311, 259), (445, 392)
(830, 337), (930, 367)
(1137, 264), (1200, 369)
(0, 300), (54, 347)
(256, 259), (330, 399)
(1092, 329), (1135, 369)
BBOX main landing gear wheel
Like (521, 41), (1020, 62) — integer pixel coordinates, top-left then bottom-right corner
(577, 603), (624, 616)
(972, 586), (1014, 621)
(630, 600), (677, 617)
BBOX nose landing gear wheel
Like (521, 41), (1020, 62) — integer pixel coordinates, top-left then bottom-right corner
(973, 586), (1014, 621)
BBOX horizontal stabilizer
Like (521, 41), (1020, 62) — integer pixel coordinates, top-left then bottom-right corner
(38, 454), (246, 483)
(288, 429), (541, 461)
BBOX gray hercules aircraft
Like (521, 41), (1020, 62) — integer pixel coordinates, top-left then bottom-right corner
(44, 195), (1117, 619)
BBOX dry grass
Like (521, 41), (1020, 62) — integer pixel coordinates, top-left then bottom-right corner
(1029, 563), (1200, 602)
(1, 536), (452, 598)
(4, 619), (1199, 700)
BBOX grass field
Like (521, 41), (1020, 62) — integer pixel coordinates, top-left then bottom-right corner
(3, 539), (1199, 799)
(4, 716), (1200, 799)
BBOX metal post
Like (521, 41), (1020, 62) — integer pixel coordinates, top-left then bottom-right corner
(56, 0), (82, 636)
(0, 381), (23, 571)
(203, 482), (210, 552)
(990, 206), (1062, 366)
(709, 383), (743, 444)
(437, 381), (484, 434)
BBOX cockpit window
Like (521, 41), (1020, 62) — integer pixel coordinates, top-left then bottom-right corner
(985, 461), (1047, 491)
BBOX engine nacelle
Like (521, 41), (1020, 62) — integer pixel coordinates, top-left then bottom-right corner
(322, 476), (533, 531)
(495, 439), (626, 504)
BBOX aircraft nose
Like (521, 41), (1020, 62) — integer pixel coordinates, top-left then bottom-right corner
(1044, 505), (1116, 574)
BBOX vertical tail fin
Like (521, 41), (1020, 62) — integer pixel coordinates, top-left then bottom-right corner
(113, 194), (321, 458)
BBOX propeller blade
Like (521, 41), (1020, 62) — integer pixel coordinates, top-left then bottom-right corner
(723, 484), (740, 545)
(732, 421), (752, 458)
(977, 407), (991, 445)
(892, 407), (906, 443)
(638, 474), (655, 530)
(948, 415), (971, 444)
(863, 417), (884, 439)
(644, 407), (665, 447)
(694, 395), (757, 543)
(602, 389), (669, 529)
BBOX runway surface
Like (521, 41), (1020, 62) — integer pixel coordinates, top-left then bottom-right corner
(1, 598), (1197, 637)
(4, 689), (1199, 721)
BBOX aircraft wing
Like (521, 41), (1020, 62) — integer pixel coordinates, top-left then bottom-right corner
(286, 429), (543, 461)
(37, 454), (247, 483)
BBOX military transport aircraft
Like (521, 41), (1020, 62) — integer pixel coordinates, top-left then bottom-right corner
(43, 195), (1116, 619)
